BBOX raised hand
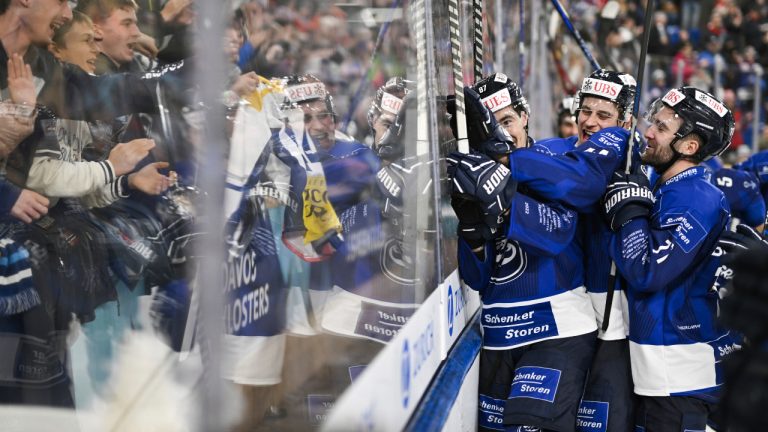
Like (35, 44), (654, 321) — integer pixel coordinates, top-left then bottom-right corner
(7, 53), (36, 107)
(108, 138), (156, 176)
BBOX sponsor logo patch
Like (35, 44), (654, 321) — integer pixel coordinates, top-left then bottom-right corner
(286, 82), (327, 103)
(482, 302), (559, 348)
(662, 89), (686, 106)
(577, 400), (610, 432)
(695, 90), (728, 117)
(482, 88), (513, 113)
(381, 92), (404, 115)
(478, 394), (505, 430)
(509, 366), (561, 403)
(660, 211), (708, 254)
(355, 301), (416, 343)
(581, 78), (623, 100)
(306, 394), (335, 424)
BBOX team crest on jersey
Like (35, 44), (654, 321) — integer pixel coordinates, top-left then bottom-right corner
(380, 238), (418, 285)
(490, 238), (527, 283)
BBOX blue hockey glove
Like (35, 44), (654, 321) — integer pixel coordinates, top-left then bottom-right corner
(375, 163), (406, 217)
(601, 170), (655, 231)
(375, 156), (432, 220)
(447, 151), (516, 230)
(463, 86), (517, 157)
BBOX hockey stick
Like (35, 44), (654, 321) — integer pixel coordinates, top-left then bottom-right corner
(602, 0), (656, 333)
(550, 0), (601, 71)
(448, 0), (470, 153)
(472, 0), (484, 80)
(625, 0), (656, 174)
(518, 0), (525, 88)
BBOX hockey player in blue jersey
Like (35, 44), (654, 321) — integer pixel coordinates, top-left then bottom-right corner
(601, 86), (739, 431)
(733, 149), (768, 224)
(283, 75), (379, 215)
(534, 69), (640, 432)
(708, 167), (765, 230)
(450, 73), (636, 432)
(322, 77), (426, 340)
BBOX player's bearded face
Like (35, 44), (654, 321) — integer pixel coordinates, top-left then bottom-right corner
(641, 106), (683, 168)
(494, 106), (528, 149)
(576, 97), (622, 144)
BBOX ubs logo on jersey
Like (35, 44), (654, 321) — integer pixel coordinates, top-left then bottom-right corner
(381, 238), (417, 285)
(491, 238), (527, 283)
(401, 339), (411, 408)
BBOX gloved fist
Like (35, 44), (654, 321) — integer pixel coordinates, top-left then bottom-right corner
(463, 86), (516, 157)
(375, 156), (432, 220)
(451, 196), (495, 247)
(718, 223), (768, 256)
(375, 163), (406, 217)
(447, 151), (516, 229)
(601, 170), (654, 231)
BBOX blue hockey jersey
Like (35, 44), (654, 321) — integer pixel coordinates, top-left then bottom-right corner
(458, 195), (595, 350)
(317, 139), (380, 214)
(734, 150), (768, 205)
(708, 167), (766, 228)
(609, 166), (738, 399)
(536, 135), (629, 341)
(509, 127), (629, 212)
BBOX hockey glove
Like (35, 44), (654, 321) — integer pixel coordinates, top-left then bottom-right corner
(602, 170), (655, 231)
(447, 151), (516, 229)
(718, 223), (768, 257)
(375, 163), (406, 218)
(450, 196), (495, 248)
(463, 86), (517, 157)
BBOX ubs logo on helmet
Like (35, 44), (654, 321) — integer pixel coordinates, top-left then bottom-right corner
(583, 79), (622, 100)
(491, 239), (527, 283)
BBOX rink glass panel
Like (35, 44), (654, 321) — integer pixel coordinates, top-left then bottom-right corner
(0, 0), (465, 430)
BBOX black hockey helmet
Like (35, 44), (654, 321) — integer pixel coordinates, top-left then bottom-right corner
(472, 73), (530, 117)
(282, 74), (336, 120)
(368, 77), (415, 160)
(575, 69), (636, 122)
(647, 86), (735, 162)
(367, 76), (414, 129)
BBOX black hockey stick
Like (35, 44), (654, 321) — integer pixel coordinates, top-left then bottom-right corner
(472, 0), (484, 80)
(518, 0), (525, 88)
(448, 0), (470, 153)
(550, 0), (601, 71)
(603, 0), (656, 333)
